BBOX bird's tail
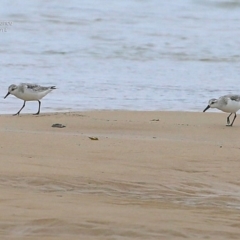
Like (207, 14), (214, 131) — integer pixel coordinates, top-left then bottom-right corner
(50, 86), (56, 90)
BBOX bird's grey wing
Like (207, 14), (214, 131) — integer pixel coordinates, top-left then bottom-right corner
(224, 94), (240, 102)
(230, 95), (240, 102)
(23, 83), (49, 92)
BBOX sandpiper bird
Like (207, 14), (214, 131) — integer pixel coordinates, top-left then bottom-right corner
(4, 83), (56, 115)
(203, 94), (240, 126)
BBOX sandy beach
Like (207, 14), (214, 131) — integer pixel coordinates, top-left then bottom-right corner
(1, 110), (240, 239)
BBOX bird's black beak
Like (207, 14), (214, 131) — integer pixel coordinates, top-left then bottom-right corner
(203, 105), (210, 112)
(4, 92), (10, 99)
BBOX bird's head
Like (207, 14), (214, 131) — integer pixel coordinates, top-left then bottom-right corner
(4, 84), (18, 99)
(203, 98), (218, 112)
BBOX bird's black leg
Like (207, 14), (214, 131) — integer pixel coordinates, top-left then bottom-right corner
(13, 101), (26, 116)
(33, 100), (41, 115)
(229, 113), (237, 127)
(226, 113), (232, 126)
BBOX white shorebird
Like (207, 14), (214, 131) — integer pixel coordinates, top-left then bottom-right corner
(4, 83), (56, 115)
(203, 94), (240, 126)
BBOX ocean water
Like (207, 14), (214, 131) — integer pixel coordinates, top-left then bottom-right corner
(0, 0), (240, 113)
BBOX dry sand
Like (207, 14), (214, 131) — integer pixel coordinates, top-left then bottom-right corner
(1, 110), (240, 239)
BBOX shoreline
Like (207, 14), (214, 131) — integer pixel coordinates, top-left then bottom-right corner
(0, 108), (228, 115)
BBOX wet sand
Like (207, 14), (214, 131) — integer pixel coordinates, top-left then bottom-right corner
(1, 111), (240, 239)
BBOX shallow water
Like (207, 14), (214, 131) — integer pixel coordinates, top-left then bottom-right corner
(0, 0), (240, 113)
